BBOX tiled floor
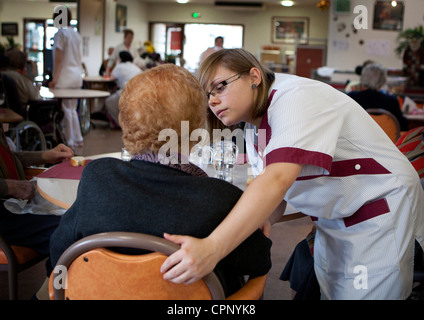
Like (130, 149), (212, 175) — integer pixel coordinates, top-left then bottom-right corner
(0, 121), (313, 300)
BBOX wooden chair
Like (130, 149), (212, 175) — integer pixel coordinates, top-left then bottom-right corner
(0, 167), (47, 300)
(367, 108), (401, 143)
(49, 232), (267, 300)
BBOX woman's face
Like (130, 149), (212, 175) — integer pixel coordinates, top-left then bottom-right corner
(207, 65), (256, 126)
(124, 33), (134, 47)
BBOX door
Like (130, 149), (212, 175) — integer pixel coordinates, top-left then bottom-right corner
(23, 19), (46, 82)
(295, 46), (326, 78)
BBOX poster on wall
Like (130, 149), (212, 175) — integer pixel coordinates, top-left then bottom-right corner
(272, 17), (309, 44)
(373, 1), (404, 31)
(1, 23), (18, 36)
(115, 4), (127, 32)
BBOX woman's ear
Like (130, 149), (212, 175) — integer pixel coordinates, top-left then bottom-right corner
(249, 67), (262, 87)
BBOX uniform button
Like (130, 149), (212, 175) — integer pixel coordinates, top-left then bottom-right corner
(355, 164), (361, 170)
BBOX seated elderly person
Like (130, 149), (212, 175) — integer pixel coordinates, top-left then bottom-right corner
(49, 64), (272, 297)
(0, 123), (73, 297)
(0, 49), (41, 115)
(348, 63), (408, 131)
(104, 50), (142, 129)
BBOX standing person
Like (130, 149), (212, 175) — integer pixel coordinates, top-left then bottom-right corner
(49, 8), (84, 148)
(199, 36), (224, 66)
(161, 48), (424, 300)
(106, 29), (143, 76)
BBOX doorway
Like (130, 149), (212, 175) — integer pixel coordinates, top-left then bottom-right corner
(23, 18), (78, 82)
(150, 22), (244, 73)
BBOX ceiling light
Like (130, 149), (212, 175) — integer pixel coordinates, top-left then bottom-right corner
(281, 0), (294, 6)
(177, 0), (189, 4)
(391, 1), (397, 7)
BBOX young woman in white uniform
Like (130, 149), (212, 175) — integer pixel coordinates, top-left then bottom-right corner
(161, 48), (424, 299)
(50, 9), (84, 148)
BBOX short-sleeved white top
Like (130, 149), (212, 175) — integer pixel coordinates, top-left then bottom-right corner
(53, 28), (83, 89)
(111, 62), (141, 89)
(245, 73), (424, 299)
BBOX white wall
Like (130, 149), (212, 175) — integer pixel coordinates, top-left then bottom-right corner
(327, 0), (424, 71)
(104, 0), (148, 61)
(79, 0), (104, 76)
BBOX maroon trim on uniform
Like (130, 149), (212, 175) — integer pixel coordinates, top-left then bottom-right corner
(254, 89), (276, 154)
(309, 198), (390, 227)
(296, 157), (391, 180)
(266, 147), (333, 172)
(343, 198), (390, 227)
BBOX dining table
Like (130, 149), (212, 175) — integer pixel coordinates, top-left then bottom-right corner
(36, 152), (304, 221)
(0, 107), (23, 124)
(39, 87), (111, 134)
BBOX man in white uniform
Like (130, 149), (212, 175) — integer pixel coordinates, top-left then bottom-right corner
(245, 73), (424, 299)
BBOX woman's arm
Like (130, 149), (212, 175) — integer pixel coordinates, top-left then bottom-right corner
(161, 161), (302, 284)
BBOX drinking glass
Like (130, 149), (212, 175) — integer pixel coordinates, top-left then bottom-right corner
(212, 140), (238, 183)
(121, 147), (132, 161)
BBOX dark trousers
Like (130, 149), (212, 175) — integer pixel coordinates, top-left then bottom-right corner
(0, 205), (61, 275)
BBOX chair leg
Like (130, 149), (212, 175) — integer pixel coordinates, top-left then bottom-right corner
(8, 265), (18, 300)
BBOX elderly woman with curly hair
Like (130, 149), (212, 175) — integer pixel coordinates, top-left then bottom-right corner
(49, 64), (271, 297)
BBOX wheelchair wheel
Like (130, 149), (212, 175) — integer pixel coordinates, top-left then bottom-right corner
(9, 121), (47, 151)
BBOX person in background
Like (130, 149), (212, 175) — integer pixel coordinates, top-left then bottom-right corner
(106, 29), (145, 76)
(49, 8), (84, 149)
(348, 62), (408, 131)
(99, 46), (114, 76)
(344, 60), (375, 93)
(104, 51), (142, 128)
(1, 49), (40, 115)
(49, 64), (271, 297)
(0, 123), (73, 299)
(199, 36), (224, 67)
(160, 48), (424, 300)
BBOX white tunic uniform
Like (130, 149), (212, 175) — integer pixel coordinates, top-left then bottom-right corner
(245, 73), (424, 299)
(52, 28), (83, 146)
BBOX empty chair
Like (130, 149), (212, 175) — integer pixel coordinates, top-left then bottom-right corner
(367, 108), (401, 143)
(0, 233), (46, 300)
